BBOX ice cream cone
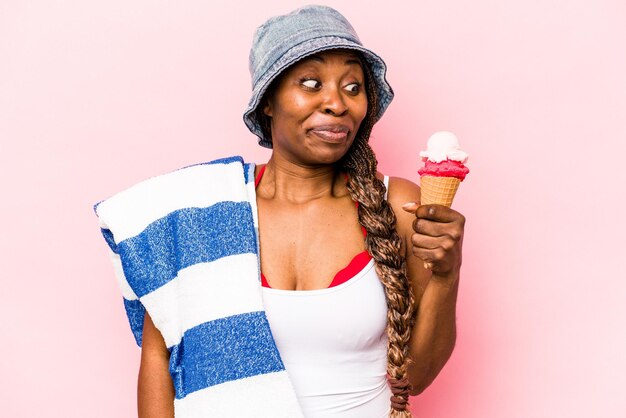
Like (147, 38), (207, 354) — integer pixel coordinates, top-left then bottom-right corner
(419, 175), (460, 207)
(418, 131), (469, 270)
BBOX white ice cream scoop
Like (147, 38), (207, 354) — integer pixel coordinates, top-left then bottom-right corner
(419, 131), (469, 163)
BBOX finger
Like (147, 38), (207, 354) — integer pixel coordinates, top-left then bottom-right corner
(411, 233), (446, 250)
(401, 202), (419, 214)
(414, 219), (464, 244)
(416, 204), (465, 224)
(411, 246), (448, 267)
(411, 235), (458, 268)
(413, 217), (449, 237)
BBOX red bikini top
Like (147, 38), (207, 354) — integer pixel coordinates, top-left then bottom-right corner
(255, 165), (372, 289)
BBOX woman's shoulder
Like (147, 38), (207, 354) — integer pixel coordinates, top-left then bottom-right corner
(381, 174), (421, 243)
(378, 173), (421, 206)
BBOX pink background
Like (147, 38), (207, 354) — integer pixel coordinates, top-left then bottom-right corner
(1, 1), (625, 416)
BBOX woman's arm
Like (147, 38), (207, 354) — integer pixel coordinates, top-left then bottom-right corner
(387, 177), (464, 396)
(138, 311), (175, 417)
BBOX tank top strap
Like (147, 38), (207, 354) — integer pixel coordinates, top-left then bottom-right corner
(383, 175), (389, 200)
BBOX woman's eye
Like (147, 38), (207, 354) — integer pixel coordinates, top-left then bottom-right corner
(344, 83), (361, 94)
(302, 79), (321, 89)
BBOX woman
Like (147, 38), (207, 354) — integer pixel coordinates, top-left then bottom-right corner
(124, 5), (464, 418)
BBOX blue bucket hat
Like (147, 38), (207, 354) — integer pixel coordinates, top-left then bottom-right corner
(243, 5), (394, 148)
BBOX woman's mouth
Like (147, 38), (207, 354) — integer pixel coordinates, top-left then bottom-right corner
(310, 125), (350, 142)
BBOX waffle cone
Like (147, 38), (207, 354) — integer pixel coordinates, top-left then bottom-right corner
(420, 176), (461, 207)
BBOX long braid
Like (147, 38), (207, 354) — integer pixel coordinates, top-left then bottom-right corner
(341, 62), (415, 417)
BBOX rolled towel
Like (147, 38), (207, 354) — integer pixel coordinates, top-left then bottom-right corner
(94, 156), (303, 417)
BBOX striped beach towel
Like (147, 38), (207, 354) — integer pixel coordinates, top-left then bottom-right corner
(95, 156), (303, 417)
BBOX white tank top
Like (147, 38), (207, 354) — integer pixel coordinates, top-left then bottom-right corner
(261, 260), (392, 418)
(258, 174), (392, 418)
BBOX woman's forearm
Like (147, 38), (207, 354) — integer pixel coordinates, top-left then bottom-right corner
(407, 273), (459, 395)
(138, 312), (175, 417)
(138, 351), (175, 417)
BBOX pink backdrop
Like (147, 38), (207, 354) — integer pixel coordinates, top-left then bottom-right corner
(1, 1), (625, 416)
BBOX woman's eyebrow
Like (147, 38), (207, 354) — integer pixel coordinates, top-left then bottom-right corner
(345, 57), (362, 66)
(308, 55), (325, 63)
(307, 55), (362, 66)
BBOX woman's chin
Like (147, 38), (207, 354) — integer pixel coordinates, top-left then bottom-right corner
(305, 146), (351, 165)
(303, 139), (354, 164)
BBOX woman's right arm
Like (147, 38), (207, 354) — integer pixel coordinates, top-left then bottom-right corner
(138, 311), (175, 418)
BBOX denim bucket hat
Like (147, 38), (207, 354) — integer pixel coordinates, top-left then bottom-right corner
(243, 5), (394, 148)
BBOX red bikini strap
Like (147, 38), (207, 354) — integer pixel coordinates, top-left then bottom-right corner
(255, 165), (267, 188)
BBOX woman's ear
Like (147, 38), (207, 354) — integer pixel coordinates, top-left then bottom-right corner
(263, 100), (273, 117)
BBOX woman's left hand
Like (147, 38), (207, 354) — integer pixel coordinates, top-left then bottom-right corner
(402, 203), (465, 283)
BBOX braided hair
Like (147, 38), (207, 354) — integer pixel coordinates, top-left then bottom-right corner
(340, 62), (415, 417)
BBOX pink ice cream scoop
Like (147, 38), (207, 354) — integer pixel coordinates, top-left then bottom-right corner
(418, 159), (469, 180)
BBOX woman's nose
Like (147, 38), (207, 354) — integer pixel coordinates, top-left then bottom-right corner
(322, 87), (348, 116)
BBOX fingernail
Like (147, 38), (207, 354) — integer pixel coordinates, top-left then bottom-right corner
(402, 202), (417, 209)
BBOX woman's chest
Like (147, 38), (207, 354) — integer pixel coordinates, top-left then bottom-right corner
(257, 197), (366, 290)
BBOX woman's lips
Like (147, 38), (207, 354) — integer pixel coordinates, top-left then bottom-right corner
(310, 125), (350, 142)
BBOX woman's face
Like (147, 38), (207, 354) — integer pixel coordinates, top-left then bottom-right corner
(263, 50), (368, 165)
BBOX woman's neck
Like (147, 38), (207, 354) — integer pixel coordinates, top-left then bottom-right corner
(257, 156), (344, 204)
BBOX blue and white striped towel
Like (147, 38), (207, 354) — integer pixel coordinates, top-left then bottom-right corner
(95, 156), (303, 417)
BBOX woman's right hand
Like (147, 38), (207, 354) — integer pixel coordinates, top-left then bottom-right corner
(138, 311), (175, 418)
